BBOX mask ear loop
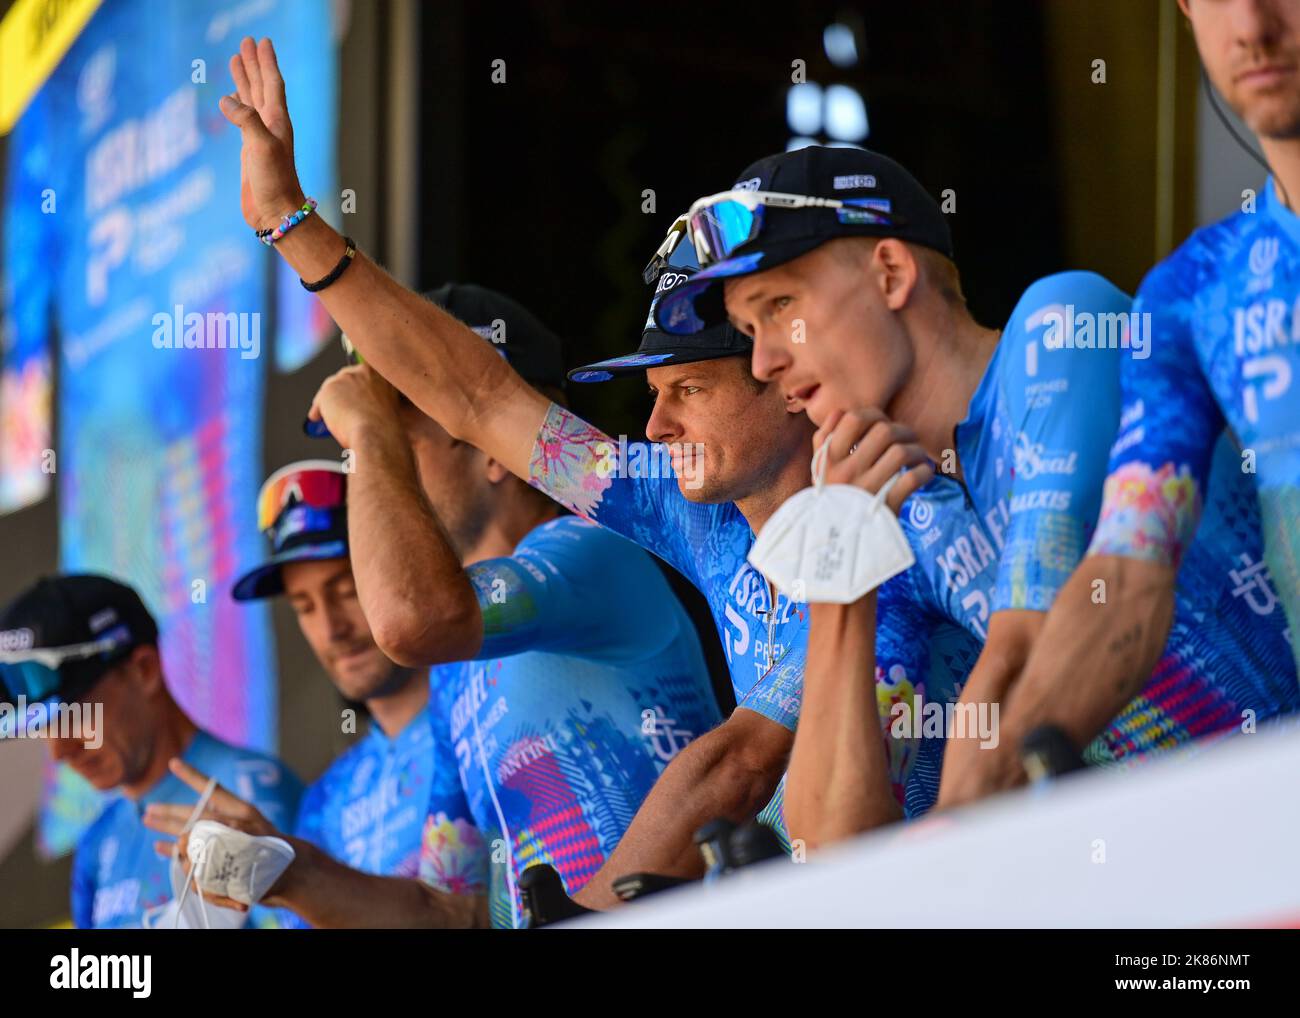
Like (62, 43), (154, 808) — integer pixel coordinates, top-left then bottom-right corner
(871, 470), (904, 514)
(811, 440), (830, 490)
(171, 776), (218, 929)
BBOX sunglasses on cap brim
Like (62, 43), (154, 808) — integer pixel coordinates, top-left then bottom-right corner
(0, 625), (132, 708)
(682, 189), (897, 269)
(256, 462), (347, 532)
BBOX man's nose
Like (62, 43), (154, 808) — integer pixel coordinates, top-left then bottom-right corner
(322, 603), (353, 642)
(750, 331), (791, 383)
(645, 399), (682, 446)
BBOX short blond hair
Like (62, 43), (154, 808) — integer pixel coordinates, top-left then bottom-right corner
(830, 236), (965, 306)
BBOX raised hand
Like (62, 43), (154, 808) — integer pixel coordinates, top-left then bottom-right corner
(306, 363), (405, 450)
(218, 37), (307, 232)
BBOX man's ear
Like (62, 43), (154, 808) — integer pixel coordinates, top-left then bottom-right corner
(872, 239), (920, 311)
(123, 644), (166, 697)
(484, 456), (512, 485)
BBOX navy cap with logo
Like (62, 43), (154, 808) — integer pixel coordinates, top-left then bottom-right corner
(232, 460), (350, 601)
(424, 283), (567, 393)
(0, 574), (159, 723)
(567, 231), (751, 382)
(655, 145), (953, 335)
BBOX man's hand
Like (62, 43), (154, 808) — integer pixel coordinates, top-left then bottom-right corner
(142, 758), (292, 913)
(308, 363), (404, 450)
(218, 37), (306, 232)
(814, 408), (934, 512)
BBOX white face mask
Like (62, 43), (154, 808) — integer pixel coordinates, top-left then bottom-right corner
(141, 778), (250, 930)
(183, 820), (296, 906)
(747, 442), (916, 604)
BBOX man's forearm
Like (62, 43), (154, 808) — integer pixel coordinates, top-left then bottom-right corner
(1000, 555), (1176, 751)
(272, 216), (545, 473)
(786, 596), (901, 852)
(265, 838), (488, 928)
(348, 421), (482, 665)
(572, 719), (789, 909)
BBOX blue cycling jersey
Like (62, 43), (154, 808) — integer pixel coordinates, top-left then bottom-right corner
(1089, 179), (1300, 673)
(954, 271), (1297, 756)
(281, 701), (445, 929)
(415, 515), (721, 928)
(526, 405), (987, 821)
(70, 729), (302, 928)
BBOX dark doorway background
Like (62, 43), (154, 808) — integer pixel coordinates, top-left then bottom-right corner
(407, 0), (1065, 713)
(415, 0), (1065, 440)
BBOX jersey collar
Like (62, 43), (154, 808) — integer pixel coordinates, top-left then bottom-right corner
(365, 700), (431, 749)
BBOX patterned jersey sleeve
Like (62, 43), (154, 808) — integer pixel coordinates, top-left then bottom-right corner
(1087, 260), (1222, 567)
(872, 568), (939, 804)
(466, 516), (689, 662)
(526, 402), (705, 584)
(416, 691), (489, 899)
(995, 271), (1134, 611)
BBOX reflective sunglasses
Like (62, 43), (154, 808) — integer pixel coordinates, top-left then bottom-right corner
(255, 462), (346, 533)
(0, 624), (131, 706)
(683, 189), (895, 269)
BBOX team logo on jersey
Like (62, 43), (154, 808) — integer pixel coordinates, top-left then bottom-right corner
(1249, 236), (1280, 278)
(1012, 431), (1078, 480)
(907, 498), (934, 530)
(1242, 355), (1292, 424)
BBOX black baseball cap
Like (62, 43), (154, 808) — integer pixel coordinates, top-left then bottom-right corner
(0, 574), (159, 722)
(567, 230), (751, 382)
(232, 460), (350, 601)
(425, 283), (567, 393)
(655, 145), (953, 335)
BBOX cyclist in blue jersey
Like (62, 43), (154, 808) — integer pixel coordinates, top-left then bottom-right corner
(0, 574), (302, 928)
(229, 461), (466, 928)
(973, 0), (1300, 764)
(207, 36), (982, 907)
(654, 143), (1298, 837)
(147, 283), (721, 928)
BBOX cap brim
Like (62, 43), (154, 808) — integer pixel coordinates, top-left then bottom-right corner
(567, 347), (746, 383)
(654, 237), (826, 335)
(231, 540), (348, 601)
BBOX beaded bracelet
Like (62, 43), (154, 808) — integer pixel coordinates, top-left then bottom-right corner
(257, 197), (317, 246)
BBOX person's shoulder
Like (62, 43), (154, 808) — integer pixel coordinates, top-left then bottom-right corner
(1140, 208), (1258, 302)
(1013, 270), (1131, 319)
(519, 514), (644, 562)
(192, 730), (302, 796)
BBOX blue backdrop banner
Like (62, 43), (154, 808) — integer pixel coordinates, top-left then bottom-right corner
(1, 0), (337, 858)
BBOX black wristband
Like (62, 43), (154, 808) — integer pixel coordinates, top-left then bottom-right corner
(300, 236), (356, 292)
